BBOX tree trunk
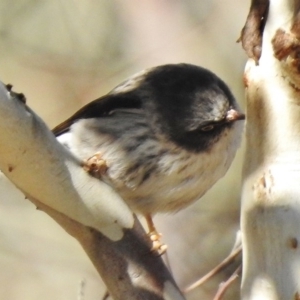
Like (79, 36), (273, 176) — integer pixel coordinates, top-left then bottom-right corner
(241, 0), (300, 299)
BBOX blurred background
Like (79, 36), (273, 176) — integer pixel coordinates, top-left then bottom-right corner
(0, 1), (248, 299)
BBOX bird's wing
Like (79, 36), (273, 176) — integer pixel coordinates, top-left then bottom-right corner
(52, 93), (143, 136)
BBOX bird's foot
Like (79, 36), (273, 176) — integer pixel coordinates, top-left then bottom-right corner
(144, 214), (167, 254)
(83, 152), (108, 178)
(148, 230), (168, 255)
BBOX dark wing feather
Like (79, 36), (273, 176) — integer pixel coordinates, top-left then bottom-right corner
(52, 92), (143, 136)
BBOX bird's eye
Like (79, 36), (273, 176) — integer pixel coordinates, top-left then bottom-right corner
(200, 125), (215, 131)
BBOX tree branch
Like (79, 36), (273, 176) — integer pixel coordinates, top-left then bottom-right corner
(0, 83), (185, 300)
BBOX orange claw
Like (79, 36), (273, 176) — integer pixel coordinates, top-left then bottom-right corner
(83, 152), (108, 178)
(145, 214), (167, 255)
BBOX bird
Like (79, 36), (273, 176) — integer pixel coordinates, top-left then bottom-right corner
(53, 63), (245, 252)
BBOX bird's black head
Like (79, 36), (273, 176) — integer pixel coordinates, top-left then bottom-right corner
(133, 63), (244, 152)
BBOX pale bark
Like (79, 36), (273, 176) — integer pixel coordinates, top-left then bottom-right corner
(241, 0), (300, 299)
(0, 83), (185, 300)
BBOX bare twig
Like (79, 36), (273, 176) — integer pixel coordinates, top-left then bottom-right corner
(184, 243), (242, 293)
(213, 265), (242, 300)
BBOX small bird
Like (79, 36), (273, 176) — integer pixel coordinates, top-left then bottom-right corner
(53, 63), (245, 251)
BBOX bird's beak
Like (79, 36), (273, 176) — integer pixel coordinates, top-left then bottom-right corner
(225, 109), (245, 122)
